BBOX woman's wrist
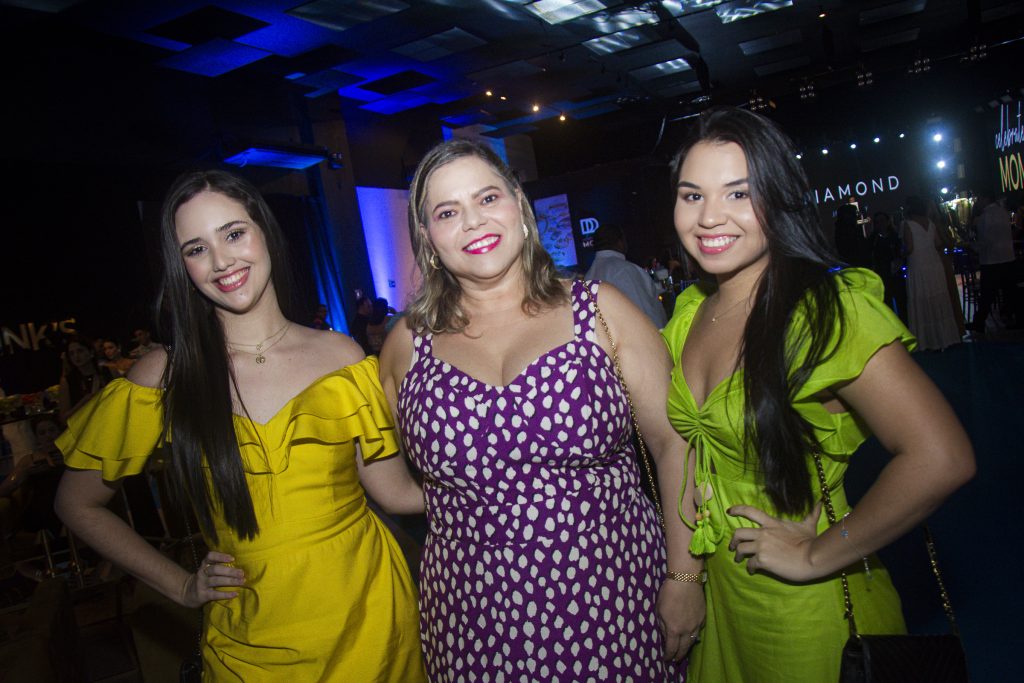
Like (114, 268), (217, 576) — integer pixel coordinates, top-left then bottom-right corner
(665, 569), (706, 585)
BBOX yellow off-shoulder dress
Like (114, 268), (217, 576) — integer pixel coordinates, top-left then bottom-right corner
(57, 357), (425, 682)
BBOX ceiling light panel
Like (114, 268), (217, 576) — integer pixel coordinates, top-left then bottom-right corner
(392, 27), (486, 62)
(524, 0), (610, 26)
(582, 28), (653, 55)
(716, 1), (794, 24)
(288, 0), (410, 32)
(629, 58), (692, 81)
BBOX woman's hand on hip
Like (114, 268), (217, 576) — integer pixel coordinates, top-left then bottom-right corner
(727, 503), (823, 582)
(179, 550), (243, 608)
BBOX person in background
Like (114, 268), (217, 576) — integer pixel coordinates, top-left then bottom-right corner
(130, 328), (158, 358)
(833, 202), (871, 268)
(364, 297), (393, 356)
(99, 339), (135, 378)
(903, 195), (962, 350)
(310, 303), (333, 331)
(382, 139), (701, 681)
(58, 335), (114, 421)
(349, 293), (373, 353)
(586, 223), (668, 327)
(968, 192), (1019, 332)
(55, 169), (425, 681)
(664, 107), (974, 682)
(868, 211), (907, 320)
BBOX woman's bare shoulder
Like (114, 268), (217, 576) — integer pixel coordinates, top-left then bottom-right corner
(125, 346), (168, 388)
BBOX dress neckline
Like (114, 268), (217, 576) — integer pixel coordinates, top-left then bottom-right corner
(675, 287), (742, 413)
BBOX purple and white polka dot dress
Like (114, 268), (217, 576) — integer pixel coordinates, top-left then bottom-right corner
(398, 280), (684, 683)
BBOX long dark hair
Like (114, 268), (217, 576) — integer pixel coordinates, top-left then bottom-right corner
(672, 107), (844, 516)
(156, 169), (297, 542)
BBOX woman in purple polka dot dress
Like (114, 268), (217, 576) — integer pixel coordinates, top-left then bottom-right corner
(380, 140), (705, 682)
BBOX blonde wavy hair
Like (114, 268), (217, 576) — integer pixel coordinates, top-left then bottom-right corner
(405, 139), (567, 334)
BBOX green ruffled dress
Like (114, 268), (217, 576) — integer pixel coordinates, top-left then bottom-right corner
(663, 269), (912, 682)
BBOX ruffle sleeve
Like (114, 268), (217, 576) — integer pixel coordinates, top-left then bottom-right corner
(791, 268), (917, 455)
(231, 356), (401, 474)
(56, 378), (165, 481)
(661, 281), (711, 359)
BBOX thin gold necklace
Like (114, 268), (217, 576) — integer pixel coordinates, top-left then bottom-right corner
(226, 322), (291, 364)
(709, 294), (749, 323)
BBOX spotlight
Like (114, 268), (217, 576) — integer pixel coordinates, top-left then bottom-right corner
(748, 90), (769, 113)
(941, 187), (949, 194)
(850, 143), (857, 149)
(500, 95), (507, 101)
(873, 136), (880, 143)
(821, 148), (829, 155)
(899, 133), (906, 139)
(932, 133), (943, 142)
(817, 4), (826, 18)
(559, 113), (566, 122)
(796, 153), (803, 159)
(966, 42), (987, 62)
(532, 104), (540, 112)
(936, 160), (947, 169)
(799, 80), (816, 100)
(907, 55), (931, 74)
(856, 68), (873, 87)
(485, 90), (493, 97)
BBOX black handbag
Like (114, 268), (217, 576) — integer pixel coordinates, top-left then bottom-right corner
(811, 453), (969, 683)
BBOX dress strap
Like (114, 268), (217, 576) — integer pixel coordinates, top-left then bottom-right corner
(573, 279), (601, 344)
(410, 331), (433, 369)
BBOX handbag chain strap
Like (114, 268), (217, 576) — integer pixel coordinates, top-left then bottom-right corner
(811, 451), (960, 639)
(811, 451), (858, 638)
(594, 300), (665, 531)
(181, 511), (205, 658)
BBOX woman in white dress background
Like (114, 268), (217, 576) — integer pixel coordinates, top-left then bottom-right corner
(902, 195), (962, 350)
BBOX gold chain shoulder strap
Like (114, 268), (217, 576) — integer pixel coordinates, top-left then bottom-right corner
(593, 296), (666, 531)
(811, 451), (960, 639)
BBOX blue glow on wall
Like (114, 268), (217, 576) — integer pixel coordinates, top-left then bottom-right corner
(356, 186), (418, 314)
(223, 147), (325, 169)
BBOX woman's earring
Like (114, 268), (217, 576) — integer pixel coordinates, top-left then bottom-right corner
(522, 222), (529, 239)
(428, 251), (442, 270)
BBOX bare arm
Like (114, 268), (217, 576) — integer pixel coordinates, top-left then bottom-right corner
(595, 283), (705, 660)
(360, 321), (424, 515)
(54, 347), (243, 606)
(729, 341), (975, 581)
(55, 469), (242, 606)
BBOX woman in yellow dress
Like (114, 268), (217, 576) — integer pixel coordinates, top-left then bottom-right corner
(54, 170), (426, 681)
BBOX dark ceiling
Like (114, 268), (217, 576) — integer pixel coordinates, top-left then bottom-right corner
(1, 0), (1023, 173)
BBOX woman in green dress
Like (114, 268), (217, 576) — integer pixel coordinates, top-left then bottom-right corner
(663, 107), (975, 682)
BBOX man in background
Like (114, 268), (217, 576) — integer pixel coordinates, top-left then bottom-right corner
(585, 224), (667, 328)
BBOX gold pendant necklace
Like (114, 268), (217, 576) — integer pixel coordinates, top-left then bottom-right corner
(710, 295), (748, 323)
(227, 322), (291, 364)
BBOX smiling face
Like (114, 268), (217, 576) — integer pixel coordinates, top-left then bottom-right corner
(674, 141), (770, 285)
(421, 155), (525, 283)
(174, 190), (274, 315)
